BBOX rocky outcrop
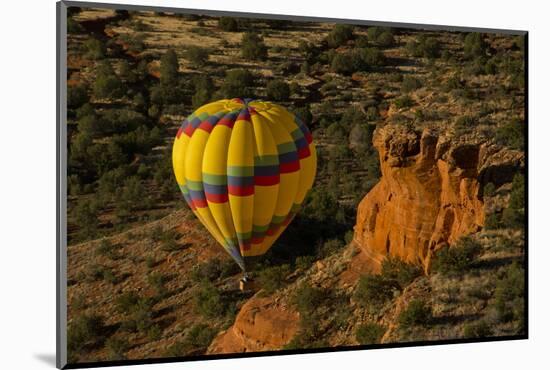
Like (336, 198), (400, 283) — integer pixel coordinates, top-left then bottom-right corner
(207, 296), (299, 354)
(353, 125), (523, 272)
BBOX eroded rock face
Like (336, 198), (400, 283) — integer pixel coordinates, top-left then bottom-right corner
(353, 125), (523, 272)
(207, 296), (299, 354)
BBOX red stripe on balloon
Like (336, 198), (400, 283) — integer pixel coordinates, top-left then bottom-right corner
(205, 192), (229, 203)
(254, 175), (280, 186)
(280, 160), (300, 173)
(176, 127), (183, 139)
(198, 121), (214, 133)
(297, 146), (311, 159)
(193, 198), (208, 208)
(228, 185), (254, 196)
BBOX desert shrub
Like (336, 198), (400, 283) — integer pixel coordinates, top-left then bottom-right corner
(68, 84), (89, 109)
(160, 49), (179, 85)
(494, 263), (525, 327)
(401, 76), (422, 93)
(95, 238), (119, 260)
(407, 35), (440, 59)
(331, 51), (363, 75)
(360, 47), (386, 67)
(118, 33), (145, 53)
(241, 32), (268, 60)
(496, 120), (525, 150)
(295, 255), (316, 270)
(484, 182), (496, 197)
(398, 299), (432, 327)
(356, 323), (386, 344)
(67, 314), (105, 352)
(105, 337), (129, 360)
(147, 272), (168, 296)
(164, 341), (185, 357)
(195, 282), (227, 318)
(376, 31), (395, 47)
(464, 33), (488, 59)
(292, 283), (325, 315)
(191, 258), (223, 282)
(463, 320), (492, 338)
(218, 17), (239, 31)
(327, 24), (354, 48)
(84, 38), (105, 60)
(484, 210), (501, 230)
(354, 274), (400, 307)
(319, 238), (345, 258)
(292, 106), (313, 125)
(115, 291), (141, 314)
(67, 18), (84, 33)
(220, 69), (254, 98)
(184, 324), (217, 352)
(258, 264), (291, 294)
(381, 257), (422, 289)
(431, 237), (482, 275)
(192, 75), (214, 108)
(266, 80), (290, 101)
(93, 61), (123, 99)
(502, 173), (525, 228)
(394, 94), (415, 109)
(186, 46), (209, 67)
(454, 115), (476, 130)
(73, 198), (98, 237)
(349, 124), (372, 151)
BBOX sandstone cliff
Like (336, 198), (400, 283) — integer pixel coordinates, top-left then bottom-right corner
(353, 124), (524, 272)
(207, 295), (300, 353)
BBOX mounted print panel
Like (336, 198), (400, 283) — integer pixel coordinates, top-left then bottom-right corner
(57, 1), (527, 368)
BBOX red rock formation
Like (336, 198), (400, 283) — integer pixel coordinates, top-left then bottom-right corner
(207, 296), (299, 354)
(353, 125), (522, 272)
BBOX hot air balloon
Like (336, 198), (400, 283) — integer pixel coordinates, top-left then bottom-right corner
(172, 98), (316, 278)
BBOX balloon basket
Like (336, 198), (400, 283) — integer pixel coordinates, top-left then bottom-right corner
(239, 277), (257, 292)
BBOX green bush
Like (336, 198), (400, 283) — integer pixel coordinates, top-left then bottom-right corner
(147, 272), (168, 296)
(380, 257), (422, 289)
(431, 237), (482, 275)
(292, 283), (325, 315)
(93, 61), (123, 99)
(68, 84), (89, 109)
(220, 69), (254, 98)
(241, 32), (268, 60)
(218, 17), (239, 31)
(354, 274), (399, 307)
(376, 31), (395, 47)
(292, 106), (313, 125)
(484, 182), (496, 197)
(258, 264), (291, 294)
(496, 120), (525, 150)
(84, 38), (105, 60)
(494, 263), (524, 325)
(67, 314), (105, 352)
(95, 238), (119, 260)
(195, 282), (227, 318)
(192, 258), (223, 282)
(115, 291), (141, 314)
(401, 76), (422, 93)
(327, 24), (354, 48)
(463, 320), (492, 338)
(502, 173), (525, 228)
(266, 80), (290, 101)
(455, 115), (476, 130)
(105, 337), (129, 360)
(360, 47), (386, 67)
(192, 75), (214, 108)
(186, 46), (209, 67)
(394, 95), (415, 109)
(398, 299), (432, 327)
(183, 324), (217, 352)
(331, 52), (363, 75)
(160, 49), (179, 85)
(464, 33), (487, 59)
(407, 35), (440, 59)
(356, 323), (386, 344)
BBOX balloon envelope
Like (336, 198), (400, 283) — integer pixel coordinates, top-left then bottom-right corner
(172, 98), (317, 270)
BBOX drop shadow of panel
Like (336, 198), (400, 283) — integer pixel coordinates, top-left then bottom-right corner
(34, 353), (57, 367)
